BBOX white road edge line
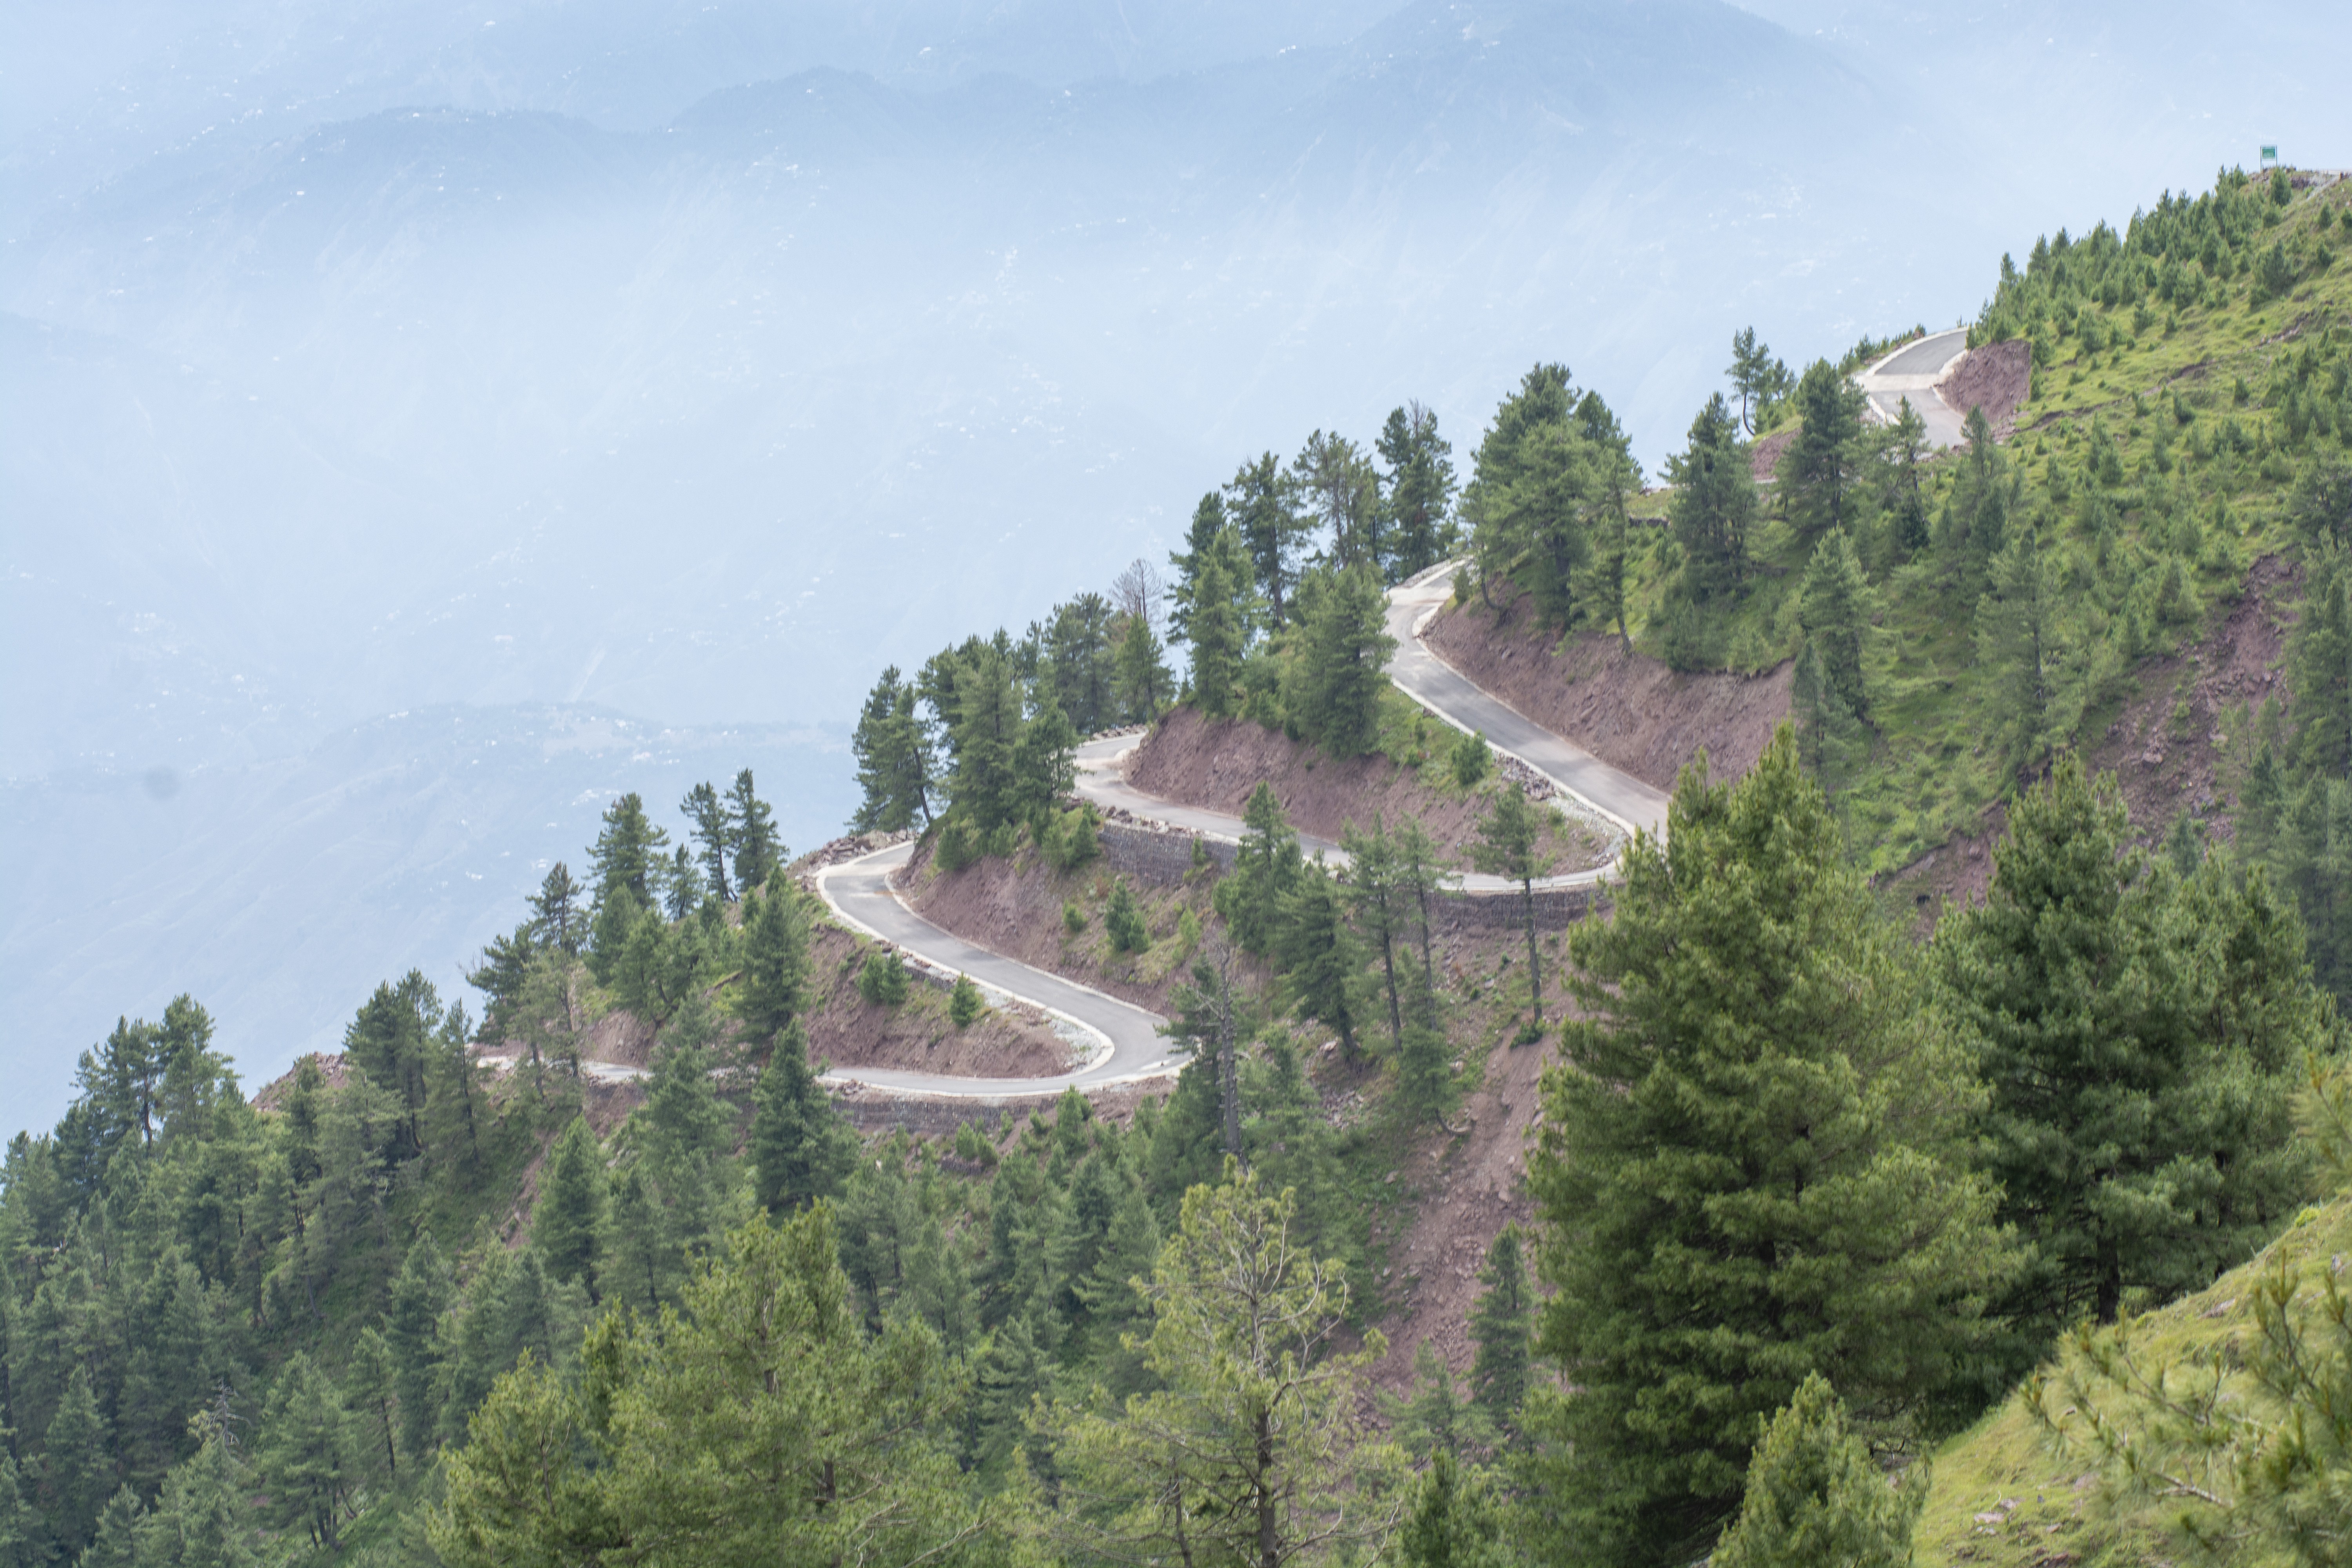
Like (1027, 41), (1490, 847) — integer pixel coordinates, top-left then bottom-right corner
(809, 843), (1166, 1089)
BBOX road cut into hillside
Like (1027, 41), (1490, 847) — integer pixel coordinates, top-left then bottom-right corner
(809, 566), (1666, 1102)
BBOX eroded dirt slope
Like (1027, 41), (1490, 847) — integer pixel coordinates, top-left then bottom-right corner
(1425, 585), (1793, 791)
(806, 922), (1076, 1078)
(899, 834), (1238, 1018)
(1126, 708), (1613, 870)
(1882, 554), (2295, 920)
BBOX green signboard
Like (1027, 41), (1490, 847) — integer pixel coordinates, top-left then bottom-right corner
(2262, 144), (2279, 166)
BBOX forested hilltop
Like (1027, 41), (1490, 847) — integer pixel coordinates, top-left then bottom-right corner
(7, 167), (2352, 1568)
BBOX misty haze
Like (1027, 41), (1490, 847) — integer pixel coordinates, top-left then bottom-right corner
(10, 0), (2329, 1131)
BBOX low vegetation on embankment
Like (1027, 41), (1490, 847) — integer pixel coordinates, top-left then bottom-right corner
(1123, 703), (1617, 873)
(13, 169), (2352, 1568)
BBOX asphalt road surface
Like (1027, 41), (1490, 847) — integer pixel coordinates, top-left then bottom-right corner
(1854, 327), (1971, 450)
(813, 839), (1180, 1098)
(1385, 574), (1671, 842)
(810, 568), (1671, 1100)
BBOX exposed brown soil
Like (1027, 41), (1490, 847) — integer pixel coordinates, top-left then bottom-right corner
(804, 921), (1077, 1078)
(1125, 708), (1614, 871)
(900, 832), (1238, 1018)
(1424, 584), (1794, 791)
(1880, 554), (2297, 923)
(1749, 428), (1797, 485)
(1363, 1025), (1548, 1396)
(1936, 338), (2034, 438)
(2089, 550), (2295, 846)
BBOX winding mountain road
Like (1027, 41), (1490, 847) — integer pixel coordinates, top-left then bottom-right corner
(1855, 327), (1972, 449)
(813, 567), (1664, 1101)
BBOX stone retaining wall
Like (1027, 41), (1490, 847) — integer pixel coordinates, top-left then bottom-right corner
(831, 1090), (1062, 1137)
(1429, 883), (1606, 932)
(1099, 820), (1239, 880)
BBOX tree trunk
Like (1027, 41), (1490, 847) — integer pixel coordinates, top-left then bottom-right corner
(1522, 879), (1543, 1033)
(1256, 1406), (1279, 1568)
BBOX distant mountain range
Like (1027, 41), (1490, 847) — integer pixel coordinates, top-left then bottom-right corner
(3, 0), (2342, 1132)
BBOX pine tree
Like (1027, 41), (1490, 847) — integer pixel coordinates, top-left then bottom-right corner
(588, 793), (669, 915)
(1378, 401), (1458, 581)
(1009, 684), (1079, 826)
(536, 1117), (608, 1305)
(1726, 327), (1791, 435)
(750, 1019), (854, 1214)
(1459, 364), (1575, 608)
(1799, 528), (1871, 723)
(2290, 545), (2352, 780)
(384, 1232), (454, 1462)
(1976, 521), (2076, 775)
(1711, 1374), (1926, 1568)
(1287, 561), (1396, 757)
(529, 862), (586, 955)
(260, 1354), (353, 1551)
(726, 769), (782, 893)
(1042, 592), (1121, 734)
(344, 969), (438, 1160)
(1784, 359), (1871, 544)
(1466, 1225), (1532, 1441)
(1274, 866), (1362, 1058)
(1226, 452), (1312, 624)
(44, 1363), (115, 1554)
(1534, 728), (2008, 1565)
(949, 973), (985, 1028)
(1167, 491), (1229, 648)
(1292, 430), (1386, 575)
(1187, 539), (1248, 718)
(1043, 1166), (1396, 1568)
(735, 885), (810, 1046)
(1214, 783), (1304, 955)
(1394, 965), (1456, 1123)
(438, 1210), (985, 1568)
(0, 1454), (39, 1568)
(1113, 611), (1171, 722)
(639, 1004), (732, 1258)
(1393, 815), (1457, 994)
(1933, 756), (2327, 1380)
(1471, 785), (1553, 1039)
(1665, 393), (1756, 607)
(681, 781), (736, 902)
(1340, 816), (1406, 1050)
(1574, 390), (1641, 651)
(1389, 1340), (1489, 1463)
(1394, 1451), (1510, 1568)
(1885, 396), (1931, 556)
(82, 1487), (145, 1568)
(1105, 878), (1151, 955)
(146, 1405), (256, 1568)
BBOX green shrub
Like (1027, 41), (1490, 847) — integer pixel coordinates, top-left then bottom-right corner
(1041, 803), (1103, 873)
(1063, 900), (1086, 935)
(951, 1120), (997, 1168)
(1176, 907), (1202, 955)
(1105, 879), (1150, 955)
(1450, 727), (1494, 789)
(935, 816), (978, 873)
(856, 949), (909, 1007)
(949, 973), (984, 1028)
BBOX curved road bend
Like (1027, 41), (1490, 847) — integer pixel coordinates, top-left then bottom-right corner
(1855, 327), (1971, 450)
(814, 839), (1180, 1097)
(813, 571), (1671, 1098)
(1384, 573), (1671, 848)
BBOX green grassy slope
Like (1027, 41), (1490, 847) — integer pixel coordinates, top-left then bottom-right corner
(1913, 1188), (2351, 1568)
(1621, 169), (2350, 878)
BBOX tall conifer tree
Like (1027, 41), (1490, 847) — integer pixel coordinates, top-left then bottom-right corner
(1534, 728), (2007, 1565)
